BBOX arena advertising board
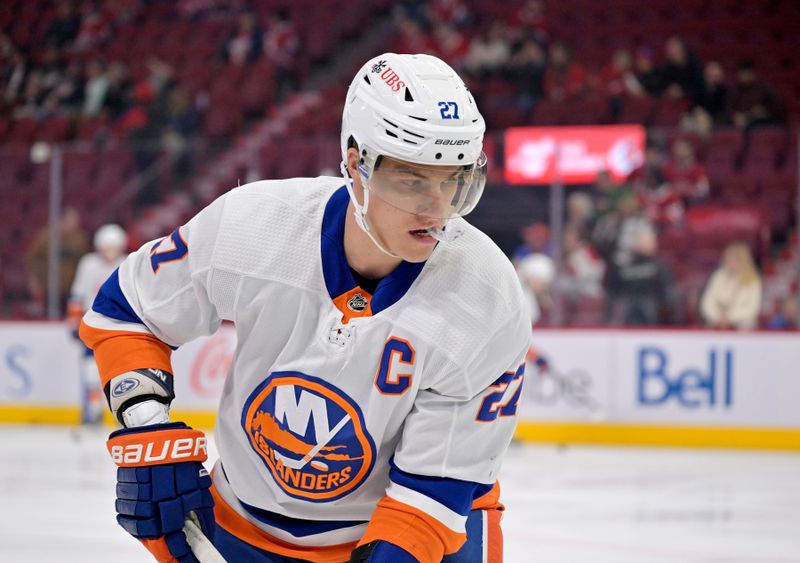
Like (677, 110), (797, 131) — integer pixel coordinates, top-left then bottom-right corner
(504, 125), (646, 184)
(170, 324), (236, 411)
(2, 323), (799, 448)
(0, 322), (82, 406)
(522, 330), (800, 427)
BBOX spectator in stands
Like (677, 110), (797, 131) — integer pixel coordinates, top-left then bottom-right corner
(513, 222), (552, 263)
(127, 58), (177, 207)
(12, 70), (46, 119)
(637, 182), (683, 228)
(82, 59), (110, 117)
(43, 61), (84, 116)
(102, 61), (133, 119)
(0, 31), (12, 59)
(592, 187), (653, 266)
(45, 2), (81, 48)
(766, 294), (799, 330)
(162, 86), (199, 181)
(512, 0), (549, 44)
(591, 169), (628, 219)
(662, 139), (710, 205)
(264, 9), (299, 100)
(544, 42), (586, 101)
(428, 0), (472, 29)
(506, 38), (547, 120)
(659, 36), (704, 104)
(628, 144), (666, 187)
(25, 207), (89, 315)
(463, 20), (511, 77)
(727, 61), (783, 131)
(73, 6), (110, 52)
(394, 0), (429, 23)
(432, 24), (469, 71)
(627, 145), (681, 227)
(680, 61), (728, 137)
(634, 45), (663, 95)
(222, 11), (263, 66)
(602, 49), (644, 99)
(700, 242), (762, 330)
(3, 49), (30, 104)
(606, 227), (675, 325)
(517, 253), (555, 326)
(565, 191), (596, 238)
(603, 48), (646, 121)
(391, 15), (435, 56)
(39, 45), (67, 94)
(264, 9), (299, 67)
(559, 224), (605, 300)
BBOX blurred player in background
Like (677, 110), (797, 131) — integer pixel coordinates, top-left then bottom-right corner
(80, 53), (529, 562)
(68, 223), (128, 423)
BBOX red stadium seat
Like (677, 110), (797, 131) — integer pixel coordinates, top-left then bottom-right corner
(8, 119), (39, 145)
(562, 95), (610, 125)
(616, 96), (654, 125)
(531, 99), (568, 126)
(651, 98), (691, 127)
(37, 116), (73, 143)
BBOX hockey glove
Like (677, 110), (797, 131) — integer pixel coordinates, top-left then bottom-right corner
(107, 422), (215, 563)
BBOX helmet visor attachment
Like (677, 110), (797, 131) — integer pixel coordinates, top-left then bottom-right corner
(357, 148), (487, 221)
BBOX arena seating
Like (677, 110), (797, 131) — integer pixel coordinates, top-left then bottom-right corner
(0, 0), (797, 326)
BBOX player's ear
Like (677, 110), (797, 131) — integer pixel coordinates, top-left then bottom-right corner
(346, 147), (360, 179)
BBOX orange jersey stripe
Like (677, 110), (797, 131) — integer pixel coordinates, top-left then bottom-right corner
(486, 508), (503, 563)
(79, 321), (173, 386)
(210, 484), (357, 563)
(357, 496), (467, 563)
(472, 482), (504, 512)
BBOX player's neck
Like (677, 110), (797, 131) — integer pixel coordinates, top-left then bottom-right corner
(344, 202), (402, 280)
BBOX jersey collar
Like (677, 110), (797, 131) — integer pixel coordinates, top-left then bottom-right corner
(321, 186), (425, 322)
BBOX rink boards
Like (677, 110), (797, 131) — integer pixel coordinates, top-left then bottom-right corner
(1, 322), (798, 450)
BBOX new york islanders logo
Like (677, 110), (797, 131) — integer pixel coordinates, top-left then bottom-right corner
(241, 372), (375, 502)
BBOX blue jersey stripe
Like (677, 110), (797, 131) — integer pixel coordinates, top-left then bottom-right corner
(320, 186), (426, 315)
(239, 499), (367, 537)
(91, 268), (144, 326)
(389, 458), (487, 517)
(320, 186), (355, 299)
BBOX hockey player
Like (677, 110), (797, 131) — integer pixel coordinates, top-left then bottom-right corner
(68, 223), (128, 423)
(80, 53), (530, 562)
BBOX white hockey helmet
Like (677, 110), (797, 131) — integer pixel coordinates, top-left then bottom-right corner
(93, 224), (127, 251)
(341, 53), (487, 235)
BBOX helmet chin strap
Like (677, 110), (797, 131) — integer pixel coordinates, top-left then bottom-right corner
(341, 161), (400, 259)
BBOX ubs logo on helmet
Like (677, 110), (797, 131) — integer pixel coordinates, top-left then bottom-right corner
(375, 66), (406, 92)
(241, 372), (375, 502)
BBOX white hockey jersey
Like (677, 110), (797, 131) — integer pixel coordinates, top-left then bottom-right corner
(81, 178), (530, 561)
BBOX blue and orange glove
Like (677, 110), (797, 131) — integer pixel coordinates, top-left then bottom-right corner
(107, 422), (215, 563)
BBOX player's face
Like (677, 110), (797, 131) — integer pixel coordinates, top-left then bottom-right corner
(364, 180), (447, 263)
(348, 149), (458, 263)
